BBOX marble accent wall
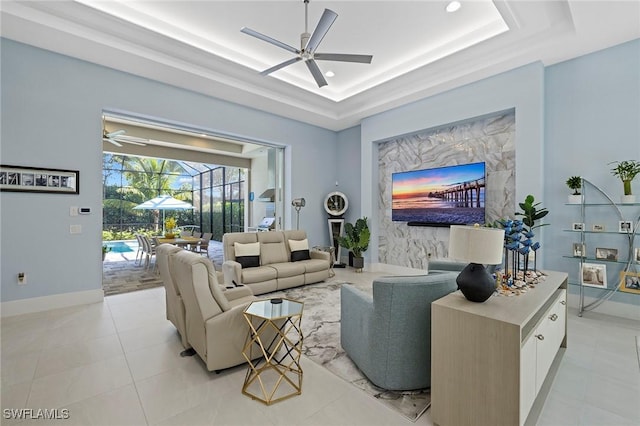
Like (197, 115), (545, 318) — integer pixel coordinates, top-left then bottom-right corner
(377, 111), (516, 269)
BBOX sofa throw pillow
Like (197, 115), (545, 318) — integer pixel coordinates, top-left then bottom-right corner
(289, 238), (311, 262)
(234, 242), (260, 268)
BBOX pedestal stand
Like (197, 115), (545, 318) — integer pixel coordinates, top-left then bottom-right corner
(328, 218), (345, 267)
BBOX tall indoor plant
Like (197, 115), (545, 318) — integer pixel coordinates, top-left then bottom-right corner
(337, 217), (370, 272)
(609, 160), (640, 203)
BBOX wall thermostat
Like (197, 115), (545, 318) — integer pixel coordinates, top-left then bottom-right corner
(79, 207), (91, 215)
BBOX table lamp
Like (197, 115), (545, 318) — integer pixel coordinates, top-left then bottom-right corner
(448, 225), (505, 302)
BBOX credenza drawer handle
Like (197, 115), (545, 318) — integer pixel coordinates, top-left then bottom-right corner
(535, 334), (545, 341)
(549, 313), (558, 321)
(560, 300), (566, 305)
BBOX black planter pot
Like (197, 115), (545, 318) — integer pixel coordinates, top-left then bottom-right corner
(352, 256), (364, 272)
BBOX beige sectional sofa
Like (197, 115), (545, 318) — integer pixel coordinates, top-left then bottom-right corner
(222, 229), (331, 295)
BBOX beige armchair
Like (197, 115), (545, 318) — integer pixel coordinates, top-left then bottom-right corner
(156, 244), (190, 348)
(170, 249), (264, 372)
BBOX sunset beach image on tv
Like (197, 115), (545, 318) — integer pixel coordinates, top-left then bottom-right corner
(392, 162), (486, 226)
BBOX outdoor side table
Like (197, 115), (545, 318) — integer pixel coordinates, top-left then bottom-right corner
(241, 298), (304, 405)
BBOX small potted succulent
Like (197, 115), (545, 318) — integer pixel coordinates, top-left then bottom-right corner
(609, 160), (640, 203)
(565, 176), (582, 204)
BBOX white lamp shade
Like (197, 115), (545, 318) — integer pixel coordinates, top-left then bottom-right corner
(448, 225), (505, 265)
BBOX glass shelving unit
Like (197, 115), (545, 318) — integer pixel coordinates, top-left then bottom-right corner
(565, 178), (639, 316)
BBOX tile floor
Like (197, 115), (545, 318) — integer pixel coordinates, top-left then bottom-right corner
(1, 268), (639, 425)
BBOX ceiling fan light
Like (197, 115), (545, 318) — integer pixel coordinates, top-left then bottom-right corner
(325, 70), (335, 78)
(446, 1), (461, 13)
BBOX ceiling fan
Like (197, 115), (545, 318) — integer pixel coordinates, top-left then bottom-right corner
(241, 0), (373, 88)
(102, 118), (147, 147)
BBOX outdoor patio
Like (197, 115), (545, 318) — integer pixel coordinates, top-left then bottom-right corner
(102, 240), (224, 296)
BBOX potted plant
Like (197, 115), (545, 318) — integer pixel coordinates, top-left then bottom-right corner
(102, 244), (111, 261)
(609, 160), (640, 203)
(566, 176), (582, 204)
(516, 194), (549, 233)
(164, 217), (177, 238)
(337, 217), (370, 272)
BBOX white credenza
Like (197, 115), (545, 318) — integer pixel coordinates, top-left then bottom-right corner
(431, 270), (568, 426)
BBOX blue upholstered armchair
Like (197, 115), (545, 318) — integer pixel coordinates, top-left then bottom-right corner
(428, 258), (467, 272)
(340, 272), (458, 390)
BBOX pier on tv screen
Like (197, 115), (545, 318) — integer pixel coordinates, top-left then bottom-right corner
(391, 162), (486, 226)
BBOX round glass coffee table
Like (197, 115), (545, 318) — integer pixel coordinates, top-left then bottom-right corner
(241, 298), (304, 405)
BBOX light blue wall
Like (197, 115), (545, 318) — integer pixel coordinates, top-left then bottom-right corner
(544, 39), (640, 304)
(335, 125), (362, 224)
(359, 63), (545, 265)
(0, 39), (337, 303)
(3, 36), (638, 308)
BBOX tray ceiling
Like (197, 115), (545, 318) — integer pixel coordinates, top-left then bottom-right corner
(2, 1), (639, 130)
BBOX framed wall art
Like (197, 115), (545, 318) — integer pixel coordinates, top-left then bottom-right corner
(618, 221), (632, 233)
(595, 247), (618, 261)
(619, 271), (640, 294)
(0, 165), (79, 194)
(580, 262), (607, 288)
(572, 243), (586, 257)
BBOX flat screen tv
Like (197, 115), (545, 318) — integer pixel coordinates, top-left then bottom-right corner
(392, 162), (486, 226)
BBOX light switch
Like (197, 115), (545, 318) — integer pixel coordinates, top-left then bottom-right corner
(70, 206), (78, 216)
(70, 224), (82, 234)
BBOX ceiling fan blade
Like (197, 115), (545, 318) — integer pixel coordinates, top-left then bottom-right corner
(314, 53), (373, 64)
(118, 139), (147, 147)
(260, 57), (302, 76)
(106, 129), (125, 138)
(117, 134), (148, 143)
(103, 137), (123, 147)
(305, 9), (338, 54)
(241, 27), (300, 54)
(305, 59), (327, 88)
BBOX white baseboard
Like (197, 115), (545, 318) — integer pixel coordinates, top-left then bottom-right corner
(567, 292), (640, 321)
(1, 289), (104, 318)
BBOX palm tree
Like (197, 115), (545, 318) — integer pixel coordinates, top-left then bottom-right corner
(122, 157), (184, 232)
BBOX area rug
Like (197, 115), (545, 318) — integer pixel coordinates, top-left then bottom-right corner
(271, 280), (430, 422)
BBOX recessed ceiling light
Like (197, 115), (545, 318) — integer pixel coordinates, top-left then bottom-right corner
(446, 1), (461, 13)
(325, 71), (335, 78)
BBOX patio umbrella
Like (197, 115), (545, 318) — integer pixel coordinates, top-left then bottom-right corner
(133, 195), (194, 234)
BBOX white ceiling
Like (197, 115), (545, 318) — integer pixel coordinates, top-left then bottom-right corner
(2, 1), (639, 131)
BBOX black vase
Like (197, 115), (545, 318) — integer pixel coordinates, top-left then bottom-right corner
(456, 263), (496, 303)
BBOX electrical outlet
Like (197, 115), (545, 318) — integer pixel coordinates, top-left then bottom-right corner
(70, 224), (82, 234)
(70, 206), (78, 216)
(18, 272), (26, 285)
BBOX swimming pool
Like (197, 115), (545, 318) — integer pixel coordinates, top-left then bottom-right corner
(104, 241), (136, 253)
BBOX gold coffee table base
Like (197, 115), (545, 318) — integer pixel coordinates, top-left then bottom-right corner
(242, 298), (304, 405)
